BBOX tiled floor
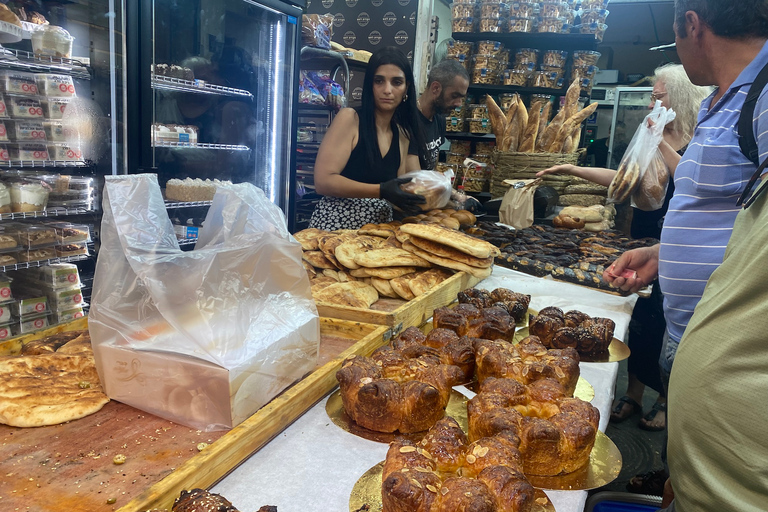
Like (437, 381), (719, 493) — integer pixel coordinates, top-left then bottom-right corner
(593, 358), (667, 495)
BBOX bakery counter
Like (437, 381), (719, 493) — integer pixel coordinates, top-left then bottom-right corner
(211, 266), (637, 512)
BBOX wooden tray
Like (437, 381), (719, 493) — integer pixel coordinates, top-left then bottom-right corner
(315, 270), (484, 337)
(0, 315), (89, 356)
(0, 317), (389, 512)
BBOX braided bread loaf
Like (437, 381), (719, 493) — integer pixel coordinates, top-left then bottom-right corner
(529, 307), (615, 356)
(382, 417), (535, 512)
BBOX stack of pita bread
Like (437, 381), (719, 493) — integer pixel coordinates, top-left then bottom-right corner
(295, 218), (498, 308)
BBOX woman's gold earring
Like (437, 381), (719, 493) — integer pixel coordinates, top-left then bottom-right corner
(403, 93), (408, 101)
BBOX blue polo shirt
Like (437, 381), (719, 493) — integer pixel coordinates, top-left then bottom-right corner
(658, 40), (768, 367)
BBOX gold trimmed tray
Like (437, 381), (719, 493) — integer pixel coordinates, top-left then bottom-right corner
(514, 325), (630, 363)
(526, 431), (622, 491)
(350, 461), (555, 512)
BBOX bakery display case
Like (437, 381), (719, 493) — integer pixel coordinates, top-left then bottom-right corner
(128, 0), (304, 232)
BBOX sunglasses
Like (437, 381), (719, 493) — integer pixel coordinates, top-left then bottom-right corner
(650, 92), (667, 102)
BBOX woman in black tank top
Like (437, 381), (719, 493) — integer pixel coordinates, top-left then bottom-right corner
(309, 47), (426, 231)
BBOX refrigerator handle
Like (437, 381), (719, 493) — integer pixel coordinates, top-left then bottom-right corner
(126, 0), (154, 174)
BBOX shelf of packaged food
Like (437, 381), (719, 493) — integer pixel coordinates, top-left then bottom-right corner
(0, 206), (96, 220)
(0, 48), (91, 80)
(151, 75), (253, 99)
(0, 160), (87, 168)
(152, 141), (250, 151)
(0, 252), (90, 272)
(451, 32), (599, 52)
(468, 83), (591, 98)
(164, 200), (213, 209)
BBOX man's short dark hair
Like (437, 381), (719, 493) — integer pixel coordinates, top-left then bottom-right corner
(675, 0), (768, 39)
(426, 59), (469, 89)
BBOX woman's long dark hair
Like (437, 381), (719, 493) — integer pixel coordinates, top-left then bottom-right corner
(359, 47), (427, 171)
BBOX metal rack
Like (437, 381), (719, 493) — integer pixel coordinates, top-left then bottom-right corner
(0, 253), (91, 272)
(0, 48), (91, 80)
(152, 141), (250, 151)
(164, 200), (213, 209)
(0, 207), (95, 220)
(151, 75), (253, 99)
(0, 160), (88, 168)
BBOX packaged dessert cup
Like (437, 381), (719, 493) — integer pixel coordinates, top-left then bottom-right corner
(9, 181), (50, 212)
(5, 120), (46, 142)
(34, 73), (76, 97)
(31, 25), (74, 59)
(0, 70), (39, 95)
(40, 96), (71, 119)
(5, 94), (44, 118)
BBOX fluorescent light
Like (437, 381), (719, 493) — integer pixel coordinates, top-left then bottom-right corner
(649, 42), (676, 50)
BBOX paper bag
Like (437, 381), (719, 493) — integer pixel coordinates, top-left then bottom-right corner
(499, 178), (541, 229)
(89, 174), (320, 431)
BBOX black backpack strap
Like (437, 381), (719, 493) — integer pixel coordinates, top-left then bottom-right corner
(738, 61), (768, 166)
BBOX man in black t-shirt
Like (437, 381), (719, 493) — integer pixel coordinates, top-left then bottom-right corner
(414, 59), (469, 170)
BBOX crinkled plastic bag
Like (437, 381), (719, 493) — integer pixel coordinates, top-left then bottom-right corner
(607, 101), (676, 210)
(399, 169), (454, 211)
(89, 174), (320, 431)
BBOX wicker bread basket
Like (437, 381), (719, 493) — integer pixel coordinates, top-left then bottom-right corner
(491, 151), (579, 198)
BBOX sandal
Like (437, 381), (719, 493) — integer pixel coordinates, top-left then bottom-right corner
(639, 400), (667, 431)
(610, 395), (642, 423)
(626, 468), (668, 496)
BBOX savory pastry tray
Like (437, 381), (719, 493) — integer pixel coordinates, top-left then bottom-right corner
(0, 317), (390, 512)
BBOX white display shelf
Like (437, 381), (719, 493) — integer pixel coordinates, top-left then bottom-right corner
(0, 160), (87, 168)
(152, 75), (252, 99)
(0, 206), (95, 220)
(0, 253), (90, 272)
(164, 200), (213, 209)
(0, 48), (90, 79)
(152, 141), (250, 151)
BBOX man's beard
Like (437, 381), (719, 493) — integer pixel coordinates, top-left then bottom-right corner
(432, 93), (449, 115)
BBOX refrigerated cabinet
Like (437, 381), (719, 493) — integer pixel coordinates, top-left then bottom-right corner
(607, 87), (653, 169)
(128, 0), (304, 226)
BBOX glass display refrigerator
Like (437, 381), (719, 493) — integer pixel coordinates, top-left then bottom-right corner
(127, 0), (304, 229)
(607, 87), (653, 169)
(0, 0), (125, 308)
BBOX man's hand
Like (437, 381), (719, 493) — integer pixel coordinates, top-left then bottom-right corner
(380, 177), (426, 214)
(602, 244), (660, 294)
(661, 478), (674, 508)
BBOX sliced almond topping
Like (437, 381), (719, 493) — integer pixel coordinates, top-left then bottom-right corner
(426, 484), (438, 493)
(477, 446), (490, 457)
(414, 467), (431, 473)
(441, 487), (449, 495)
(555, 366), (566, 378)
(399, 445), (417, 453)
(465, 454), (477, 464)
(360, 377), (373, 384)
(411, 478), (422, 489)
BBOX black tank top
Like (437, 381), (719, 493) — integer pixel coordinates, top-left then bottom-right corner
(340, 114), (401, 184)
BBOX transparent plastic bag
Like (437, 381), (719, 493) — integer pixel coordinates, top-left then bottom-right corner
(301, 14), (334, 50)
(90, 174), (320, 431)
(399, 169), (455, 211)
(607, 101), (676, 208)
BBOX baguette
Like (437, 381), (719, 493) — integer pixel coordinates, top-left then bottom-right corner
(485, 95), (507, 143)
(537, 107), (565, 152)
(563, 78), (581, 121)
(501, 101), (520, 151)
(518, 103), (541, 153)
(536, 101), (552, 149)
(516, 95), (528, 143)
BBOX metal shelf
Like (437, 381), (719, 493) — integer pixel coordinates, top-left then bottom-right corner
(0, 48), (90, 80)
(468, 83), (592, 98)
(451, 32), (598, 51)
(164, 200), (213, 209)
(0, 207), (96, 220)
(152, 75), (253, 99)
(0, 253), (90, 272)
(0, 160), (88, 168)
(152, 141), (250, 151)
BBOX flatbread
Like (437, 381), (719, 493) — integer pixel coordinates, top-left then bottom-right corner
(401, 241), (494, 279)
(57, 332), (94, 355)
(398, 223), (500, 259)
(390, 274), (417, 301)
(310, 276), (338, 294)
(21, 330), (84, 355)
(293, 228), (327, 251)
(319, 234), (355, 269)
(334, 235), (387, 270)
(352, 266), (420, 280)
(358, 223), (396, 238)
(302, 250), (336, 270)
(312, 281), (379, 308)
(370, 277), (399, 298)
(408, 235), (494, 268)
(0, 351), (109, 427)
(353, 247), (431, 268)
(302, 260), (317, 277)
(407, 268), (453, 296)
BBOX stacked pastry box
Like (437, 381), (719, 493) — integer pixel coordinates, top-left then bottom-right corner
(0, 221), (89, 266)
(0, 172), (95, 213)
(6, 263), (86, 336)
(0, 69), (82, 164)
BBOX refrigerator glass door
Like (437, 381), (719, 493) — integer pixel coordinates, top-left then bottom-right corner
(151, 0), (299, 211)
(607, 87), (652, 169)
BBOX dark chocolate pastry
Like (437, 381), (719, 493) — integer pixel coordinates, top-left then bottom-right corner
(172, 488), (239, 512)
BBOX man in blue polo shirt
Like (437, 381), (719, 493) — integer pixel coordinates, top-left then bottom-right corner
(606, 0), (768, 509)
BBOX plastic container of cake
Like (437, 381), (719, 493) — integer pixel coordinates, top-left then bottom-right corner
(4, 94), (44, 119)
(31, 25), (74, 59)
(0, 322), (12, 340)
(0, 302), (11, 324)
(14, 246), (56, 263)
(46, 284), (85, 311)
(45, 222), (90, 244)
(48, 143), (83, 161)
(24, 262), (80, 288)
(40, 96), (71, 120)
(42, 120), (77, 142)
(34, 73), (76, 97)
(0, 70), (39, 96)
(15, 312), (50, 334)
(54, 242), (88, 258)
(7, 142), (49, 162)
(10, 294), (48, 316)
(5, 120), (46, 142)
(6, 223), (55, 248)
(0, 183), (9, 214)
(51, 305), (84, 324)
(0, 277), (12, 303)
(8, 181), (49, 213)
